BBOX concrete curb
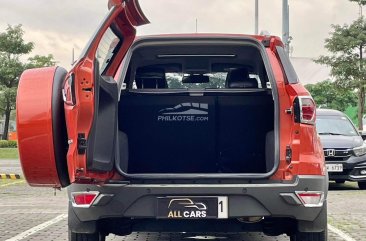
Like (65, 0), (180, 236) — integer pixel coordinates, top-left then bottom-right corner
(0, 174), (21, 180)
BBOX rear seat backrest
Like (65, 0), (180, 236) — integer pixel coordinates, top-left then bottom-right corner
(135, 67), (168, 89)
(225, 68), (258, 88)
(119, 91), (273, 174)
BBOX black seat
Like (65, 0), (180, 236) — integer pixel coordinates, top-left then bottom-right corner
(225, 68), (258, 88)
(135, 67), (168, 89)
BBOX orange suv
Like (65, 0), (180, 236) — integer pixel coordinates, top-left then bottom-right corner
(16, 1), (328, 241)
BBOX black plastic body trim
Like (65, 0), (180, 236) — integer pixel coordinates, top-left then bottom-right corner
(68, 175), (328, 233)
(52, 66), (70, 187)
(86, 61), (119, 172)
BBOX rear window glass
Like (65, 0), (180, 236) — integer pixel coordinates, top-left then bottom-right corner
(131, 70), (263, 90)
(276, 46), (299, 84)
(126, 43), (270, 90)
(96, 28), (121, 74)
(163, 73), (262, 89)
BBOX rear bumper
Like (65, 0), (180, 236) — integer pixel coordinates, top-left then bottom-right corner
(327, 157), (366, 181)
(68, 175), (328, 223)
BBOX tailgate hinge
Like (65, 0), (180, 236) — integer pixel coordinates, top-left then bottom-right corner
(77, 133), (87, 155)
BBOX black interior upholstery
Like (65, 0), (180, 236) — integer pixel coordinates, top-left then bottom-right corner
(135, 67), (168, 89)
(225, 68), (258, 88)
(118, 91), (274, 174)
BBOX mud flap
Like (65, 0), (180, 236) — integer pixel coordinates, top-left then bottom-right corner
(297, 202), (327, 233)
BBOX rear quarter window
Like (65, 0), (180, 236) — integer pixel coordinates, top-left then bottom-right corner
(276, 46), (299, 84)
(96, 27), (122, 74)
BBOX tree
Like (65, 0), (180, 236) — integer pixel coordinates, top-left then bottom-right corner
(350, 0), (366, 5)
(316, 17), (366, 129)
(0, 25), (56, 140)
(27, 54), (56, 69)
(350, 0), (366, 9)
(305, 80), (357, 111)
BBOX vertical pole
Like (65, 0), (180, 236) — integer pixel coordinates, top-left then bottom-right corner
(255, 0), (259, 34)
(71, 48), (75, 65)
(359, 45), (364, 130)
(282, 0), (290, 54)
(196, 18), (198, 33)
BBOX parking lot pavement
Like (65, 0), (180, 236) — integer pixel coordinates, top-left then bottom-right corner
(0, 159), (23, 176)
(0, 160), (364, 241)
(328, 182), (366, 241)
(0, 182), (291, 241)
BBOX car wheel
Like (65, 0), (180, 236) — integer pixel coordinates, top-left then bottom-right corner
(69, 230), (106, 241)
(358, 181), (366, 190)
(335, 180), (345, 184)
(290, 230), (327, 241)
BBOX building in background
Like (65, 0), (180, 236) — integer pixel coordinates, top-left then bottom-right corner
(291, 57), (332, 85)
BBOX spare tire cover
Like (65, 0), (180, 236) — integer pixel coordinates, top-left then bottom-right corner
(17, 66), (70, 187)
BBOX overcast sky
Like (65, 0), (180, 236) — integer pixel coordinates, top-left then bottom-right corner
(0, 0), (362, 67)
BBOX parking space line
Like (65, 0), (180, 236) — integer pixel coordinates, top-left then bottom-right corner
(328, 224), (357, 241)
(4, 214), (67, 241)
(0, 180), (25, 188)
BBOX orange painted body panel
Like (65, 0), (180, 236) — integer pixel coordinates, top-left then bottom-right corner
(266, 49), (325, 180)
(16, 0), (324, 187)
(64, 3), (145, 184)
(285, 84), (326, 176)
(108, 0), (150, 27)
(16, 67), (61, 187)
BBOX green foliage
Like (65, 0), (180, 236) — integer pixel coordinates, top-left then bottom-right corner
(345, 106), (359, 125)
(305, 80), (357, 111)
(349, 0), (366, 6)
(0, 25), (33, 55)
(316, 18), (366, 88)
(0, 25), (56, 139)
(316, 17), (366, 129)
(27, 54), (56, 69)
(0, 140), (17, 148)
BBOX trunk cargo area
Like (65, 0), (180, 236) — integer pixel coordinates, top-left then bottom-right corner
(115, 38), (276, 176)
(118, 91), (274, 174)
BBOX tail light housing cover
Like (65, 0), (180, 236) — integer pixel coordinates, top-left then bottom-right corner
(294, 96), (316, 125)
(71, 191), (100, 208)
(296, 191), (325, 207)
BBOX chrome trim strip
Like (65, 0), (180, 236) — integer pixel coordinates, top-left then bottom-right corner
(349, 175), (366, 179)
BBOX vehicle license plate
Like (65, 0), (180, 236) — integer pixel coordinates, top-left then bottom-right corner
(157, 196), (228, 219)
(326, 164), (343, 172)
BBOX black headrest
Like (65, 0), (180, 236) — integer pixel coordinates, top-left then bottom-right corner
(225, 68), (258, 88)
(135, 67), (168, 89)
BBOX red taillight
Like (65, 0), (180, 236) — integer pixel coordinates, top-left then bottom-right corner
(71, 192), (99, 208)
(295, 96), (316, 125)
(296, 191), (324, 207)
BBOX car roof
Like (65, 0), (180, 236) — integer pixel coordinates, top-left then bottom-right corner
(135, 33), (281, 43)
(316, 108), (346, 117)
